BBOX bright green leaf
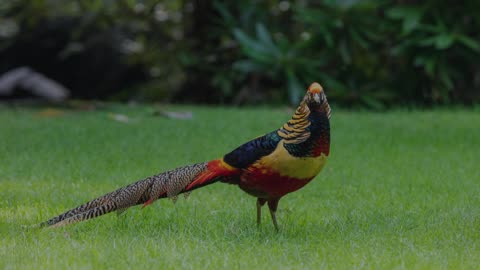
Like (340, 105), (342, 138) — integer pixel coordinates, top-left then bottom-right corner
(255, 23), (279, 55)
(233, 28), (274, 63)
(386, 7), (422, 34)
(434, 34), (454, 50)
(456, 35), (480, 52)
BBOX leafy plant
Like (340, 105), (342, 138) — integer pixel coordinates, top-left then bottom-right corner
(1, 0), (479, 107)
(233, 23), (317, 105)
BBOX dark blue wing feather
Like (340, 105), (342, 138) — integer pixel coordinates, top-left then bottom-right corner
(223, 131), (281, 169)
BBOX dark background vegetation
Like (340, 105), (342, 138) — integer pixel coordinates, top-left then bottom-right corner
(1, 0), (479, 108)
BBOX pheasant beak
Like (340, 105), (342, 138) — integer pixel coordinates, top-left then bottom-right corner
(313, 93), (321, 103)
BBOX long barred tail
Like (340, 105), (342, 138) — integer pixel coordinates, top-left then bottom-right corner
(39, 161), (230, 228)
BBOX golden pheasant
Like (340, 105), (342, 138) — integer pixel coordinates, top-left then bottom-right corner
(40, 82), (331, 230)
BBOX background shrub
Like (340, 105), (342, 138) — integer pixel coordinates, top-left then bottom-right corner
(1, 0), (479, 107)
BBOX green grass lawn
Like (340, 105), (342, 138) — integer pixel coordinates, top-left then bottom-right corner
(1, 104), (479, 269)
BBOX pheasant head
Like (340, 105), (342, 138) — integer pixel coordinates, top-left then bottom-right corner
(302, 82), (331, 119)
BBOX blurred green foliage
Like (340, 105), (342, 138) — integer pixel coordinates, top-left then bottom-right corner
(1, 0), (479, 107)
